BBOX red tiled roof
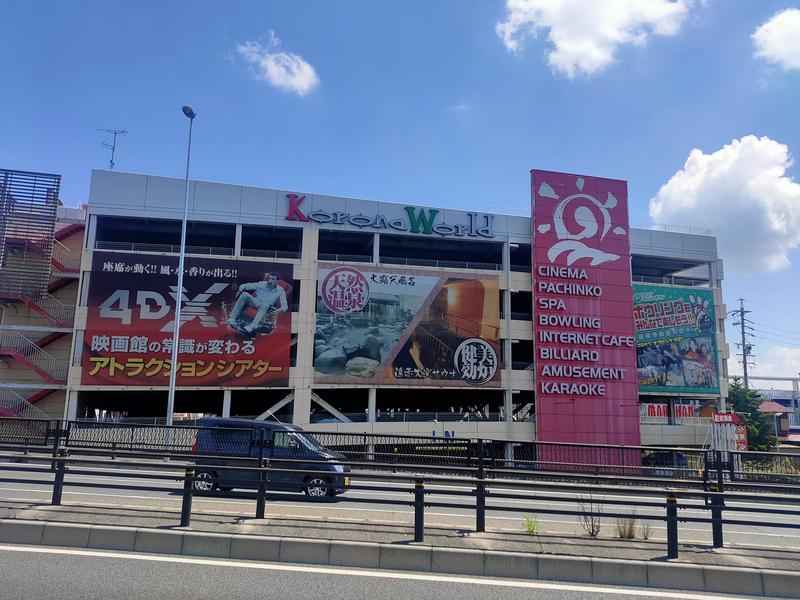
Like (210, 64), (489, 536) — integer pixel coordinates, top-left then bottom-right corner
(758, 400), (788, 414)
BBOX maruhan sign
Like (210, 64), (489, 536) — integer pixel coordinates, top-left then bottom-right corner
(285, 194), (495, 238)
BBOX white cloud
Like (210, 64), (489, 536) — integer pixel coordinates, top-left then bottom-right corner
(752, 8), (800, 72)
(495, 0), (693, 78)
(452, 102), (471, 112)
(649, 136), (800, 274)
(236, 32), (319, 97)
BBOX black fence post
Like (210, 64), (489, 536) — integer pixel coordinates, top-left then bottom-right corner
(709, 482), (724, 548)
(180, 467), (195, 527)
(50, 422), (63, 472)
(51, 449), (68, 506)
(255, 429), (268, 519)
(414, 478), (425, 542)
(476, 439), (486, 533)
(666, 492), (678, 559)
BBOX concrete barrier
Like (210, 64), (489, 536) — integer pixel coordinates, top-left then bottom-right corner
(88, 525), (137, 552)
(432, 547), (484, 576)
(591, 558), (648, 587)
(764, 570), (800, 599)
(379, 544), (432, 572)
(229, 534), (280, 562)
(330, 540), (381, 568)
(703, 565), (764, 597)
(280, 537), (330, 565)
(0, 520), (44, 545)
(539, 555), (593, 583)
(0, 519), (798, 598)
(182, 531), (232, 559)
(484, 550), (538, 579)
(646, 561), (706, 591)
(133, 528), (184, 555)
(42, 523), (90, 548)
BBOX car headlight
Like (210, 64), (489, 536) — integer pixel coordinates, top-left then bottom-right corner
(333, 464), (345, 473)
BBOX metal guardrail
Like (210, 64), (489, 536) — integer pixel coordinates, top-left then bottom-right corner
(95, 241), (235, 256)
(375, 411), (504, 423)
(380, 256), (502, 271)
(2, 418), (800, 485)
(0, 417), (52, 446)
(240, 248), (302, 260)
(1, 443), (799, 559)
(317, 253), (372, 263)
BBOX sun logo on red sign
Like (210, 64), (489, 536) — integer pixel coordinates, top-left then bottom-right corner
(536, 176), (627, 266)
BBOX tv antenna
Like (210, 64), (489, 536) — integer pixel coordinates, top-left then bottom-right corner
(97, 128), (127, 170)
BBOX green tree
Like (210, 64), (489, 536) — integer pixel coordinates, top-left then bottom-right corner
(726, 377), (778, 452)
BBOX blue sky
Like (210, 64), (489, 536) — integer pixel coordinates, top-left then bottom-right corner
(2, 1), (799, 384)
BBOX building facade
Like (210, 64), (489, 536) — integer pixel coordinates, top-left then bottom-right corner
(57, 169), (728, 445)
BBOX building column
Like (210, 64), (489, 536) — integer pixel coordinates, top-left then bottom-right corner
(368, 388), (377, 422)
(222, 390), (232, 418)
(293, 227), (318, 427)
(667, 396), (676, 426)
(372, 233), (380, 264)
(234, 223), (243, 257)
(503, 241), (515, 464)
(65, 390), (79, 420)
(293, 388), (312, 426)
(85, 214), (98, 250)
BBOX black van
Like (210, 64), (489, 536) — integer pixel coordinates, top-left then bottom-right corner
(190, 418), (349, 500)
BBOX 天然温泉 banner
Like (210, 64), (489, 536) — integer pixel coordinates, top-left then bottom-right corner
(314, 263), (500, 386)
(633, 284), (720, 394)
(82, 252), (293, 386)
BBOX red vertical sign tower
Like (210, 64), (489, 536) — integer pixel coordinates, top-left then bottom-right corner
(531, 170), (640, 447)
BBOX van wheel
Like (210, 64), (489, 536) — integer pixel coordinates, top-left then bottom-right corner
(192, 470), (218, 493)
(304, 477), (330, 500)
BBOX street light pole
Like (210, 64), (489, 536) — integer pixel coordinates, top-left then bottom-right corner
(166, 105), (196, 427)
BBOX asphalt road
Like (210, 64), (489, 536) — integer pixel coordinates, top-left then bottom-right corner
(0, 544), (782, 600)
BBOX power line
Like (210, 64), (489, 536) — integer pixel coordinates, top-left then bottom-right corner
(751, 333), (800, 349)
(750, 320), (800, 338)
(750, 328), (800, 344)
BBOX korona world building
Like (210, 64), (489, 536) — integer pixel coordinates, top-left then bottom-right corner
(19, 168), (730, 448)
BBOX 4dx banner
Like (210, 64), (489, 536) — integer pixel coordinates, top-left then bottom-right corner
(81, 252), (293, 387)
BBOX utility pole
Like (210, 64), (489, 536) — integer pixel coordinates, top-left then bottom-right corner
(730, 298), (755, 389)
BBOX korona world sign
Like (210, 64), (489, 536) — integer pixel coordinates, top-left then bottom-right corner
(531, 169), (641, 449)
(285, 193), (495, 238)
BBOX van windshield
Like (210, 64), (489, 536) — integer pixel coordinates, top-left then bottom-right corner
(296, 433), (327, 453)
(272, 430), (328, 453)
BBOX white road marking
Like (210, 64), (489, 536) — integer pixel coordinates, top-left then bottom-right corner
(0, 544), (753, 599)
